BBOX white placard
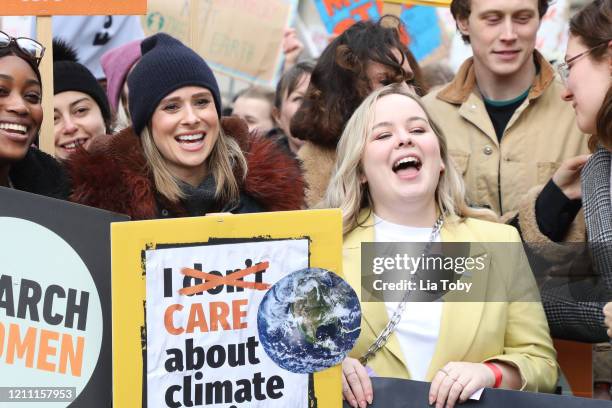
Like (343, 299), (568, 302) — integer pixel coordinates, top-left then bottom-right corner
(145, 239), (310, 408)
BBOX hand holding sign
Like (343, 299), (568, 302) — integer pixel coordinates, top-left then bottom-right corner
(342, 357), (373, 408)
(429, 362), (496, 408)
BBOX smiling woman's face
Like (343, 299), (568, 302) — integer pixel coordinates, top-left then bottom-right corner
(560, 36), (612, 135)
(53, 91), (106, 160)
(0, 55), (43, 165)
(361, 93), (444, 216)
(150, 86), (219, 184)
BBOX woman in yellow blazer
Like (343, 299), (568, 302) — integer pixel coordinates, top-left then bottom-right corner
(322, 84), (557, 408)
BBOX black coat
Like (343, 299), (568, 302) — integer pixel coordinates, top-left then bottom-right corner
(8, 147), (70, 200)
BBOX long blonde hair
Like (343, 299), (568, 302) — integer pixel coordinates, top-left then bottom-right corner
(322, 84), (497, 234)
(141, 125), (247, 204)
(112, 96), (131, 133)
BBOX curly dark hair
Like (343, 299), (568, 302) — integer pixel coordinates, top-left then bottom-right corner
(450, 0), (551, 44)
(290, 16), (426, 148)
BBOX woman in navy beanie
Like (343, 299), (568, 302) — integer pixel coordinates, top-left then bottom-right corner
(68, 33), (304, 219)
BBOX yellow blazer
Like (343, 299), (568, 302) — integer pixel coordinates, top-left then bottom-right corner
(344, 213), (558, 392)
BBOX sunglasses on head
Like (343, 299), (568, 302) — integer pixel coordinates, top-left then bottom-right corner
(0, 31), (45, 66)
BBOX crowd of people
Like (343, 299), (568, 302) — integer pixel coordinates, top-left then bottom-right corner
(0, 0), (611, 405)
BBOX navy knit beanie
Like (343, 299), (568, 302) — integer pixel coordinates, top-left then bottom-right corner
(54, 61), (112, 126)
(128, 33), (221, 136)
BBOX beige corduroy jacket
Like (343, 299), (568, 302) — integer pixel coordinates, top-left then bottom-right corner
(423, 51), (589, 219)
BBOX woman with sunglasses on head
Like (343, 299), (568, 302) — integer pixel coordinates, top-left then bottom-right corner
(68, 33), (303, 220)
(0, 31), (69, 199)
(290, 16), (427, 207)
(323, 84), (556, 408)
(516, 0), (612, 343)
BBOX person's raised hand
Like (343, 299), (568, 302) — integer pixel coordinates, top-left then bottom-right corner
(282, 28), (304, 72)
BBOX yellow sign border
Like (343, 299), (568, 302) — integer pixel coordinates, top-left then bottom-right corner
(111, 209), (343, 407)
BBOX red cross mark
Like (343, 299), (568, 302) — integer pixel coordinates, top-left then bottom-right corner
(179, 261), (270, 295)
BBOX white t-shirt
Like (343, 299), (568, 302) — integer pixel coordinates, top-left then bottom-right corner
(373, 214), (443, 381)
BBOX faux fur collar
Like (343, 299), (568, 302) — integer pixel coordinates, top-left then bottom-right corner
(68, 116), (304, 219)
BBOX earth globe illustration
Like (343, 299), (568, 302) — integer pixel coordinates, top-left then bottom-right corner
(257, 267), (361, 373)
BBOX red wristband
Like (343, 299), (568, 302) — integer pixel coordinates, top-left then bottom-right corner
(484, 362), (502, 388)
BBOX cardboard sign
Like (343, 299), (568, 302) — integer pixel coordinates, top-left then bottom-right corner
(314, 0), (383, 35)
(142, 0), (191, 46)
(342, 378), (612, 407)
(192, 0), (299, 88)
(2, 0), (146, 16)
(112, 210), (343, 407)
(0, 187), (128, 407)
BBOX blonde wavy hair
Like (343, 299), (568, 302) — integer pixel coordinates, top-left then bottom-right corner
(322, 84), (497, 234)
(141, 124), (247, 204)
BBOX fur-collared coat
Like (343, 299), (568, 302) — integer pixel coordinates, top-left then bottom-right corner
(298, 141), (336, 208)
(68, 117), (305, 219)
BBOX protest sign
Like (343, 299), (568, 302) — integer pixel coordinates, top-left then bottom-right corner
(343, 378), (612, 407)
(397, 5), (445, 61)
(313, 0), (447, 62)
(142, 0), (191, 46)
(192, 0), (299, 88)
(112, 210), (343, 407)
(2, 0), (146, 15)
(0, 187), (128, 407)
(313, 0), (383, 35)
(53, 16), (145, 79)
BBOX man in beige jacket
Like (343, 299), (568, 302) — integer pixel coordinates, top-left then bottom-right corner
(423, 0), (589, 219)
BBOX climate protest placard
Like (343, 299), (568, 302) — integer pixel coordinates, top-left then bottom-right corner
(314, 0), (383, 35)
(142, 0), (191, 46)
(0, 187), (128, 407)
(312, 0), (446, 62)
(142, 0), (298, 88)
(192, 0), (299, 88)
(147, 239), (310, 407)
(112, 210), (343, 407)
